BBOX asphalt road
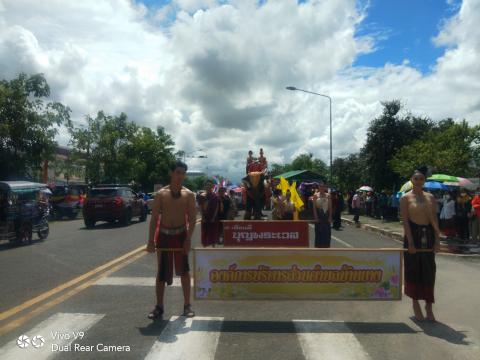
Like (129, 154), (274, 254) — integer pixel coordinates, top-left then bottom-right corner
(0, 213), (479, 360)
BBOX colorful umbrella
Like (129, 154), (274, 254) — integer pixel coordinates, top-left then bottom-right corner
(357, 185), (373, 192)
(424, 181), (450, 190)
(458, 177), (475, 189)
(400, 180), (449, 192)
(427, 174), (458, 182)
(400, 181), (413, 193)
(444, 178), (476, 189)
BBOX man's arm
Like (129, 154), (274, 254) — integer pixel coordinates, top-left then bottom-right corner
(427, 194), (441, 246)
(400, 196), (415, 254)
(147, 192), (162, 252)
(184, 192), (197, 254)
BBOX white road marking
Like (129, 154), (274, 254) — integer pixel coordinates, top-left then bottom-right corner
(94, 276), (193, 287)
(293, 320), (370, 360)
(308, 224), (354, 248)
(331, 235), (354, 248)
(145, 316), (223, 360)
(0, 313), (104, 360)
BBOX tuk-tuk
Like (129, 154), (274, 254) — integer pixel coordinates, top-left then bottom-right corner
(0, 181), (50, 244)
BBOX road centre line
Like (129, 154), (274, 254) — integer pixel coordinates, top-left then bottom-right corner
(0, 251), (145, 337)
(1, 219), (201, 325)
(331, 235), (354, 248)
(0, 245), (146, 323)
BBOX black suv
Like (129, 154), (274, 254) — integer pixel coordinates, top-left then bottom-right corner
(83, 185), (147, 228)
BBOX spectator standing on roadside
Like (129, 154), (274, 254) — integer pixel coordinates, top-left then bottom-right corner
(331, 191), (343, 230)
(352, 191), (362, 227)
(440, 192), (456, 238)
(389, 192), (400, 221)
(347, 191), (354, 214)
(470, 189), (480, 243)
(455, 190), (471, 241)
(378, 191), (388, 220)
(365, 192), (373, 217)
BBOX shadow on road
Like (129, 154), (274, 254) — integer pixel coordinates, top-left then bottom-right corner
(137, 319), (173, 337)
(180, 320), (417, 334)
(0, 238), (46, 252)
(79, 220), (144, 231)
(413, 319), (471, 345)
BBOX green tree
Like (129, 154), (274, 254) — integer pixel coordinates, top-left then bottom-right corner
(331, 153), (367, 191)
(68, 112), (176, 190)
(290, 153), (328, 175)
(361, 100), (433, 190)
(129, 126), (176, 191)
(0, 73), (71, 180)
(390, 120), (480, 179)
(270, 163), (291, 177)
(184, 175), (209, 192)
(270, 153), (328, 178)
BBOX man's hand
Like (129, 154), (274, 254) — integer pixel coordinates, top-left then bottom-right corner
(183, 239), (191, 255)
(146, 241), (156, 253)
(434, 242), (441, 253)
(407, 244), (417, 254)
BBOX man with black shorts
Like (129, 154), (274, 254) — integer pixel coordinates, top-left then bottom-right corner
(146, 160), (197, 319)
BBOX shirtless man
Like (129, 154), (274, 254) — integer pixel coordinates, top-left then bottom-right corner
(146, 160), (197, 319)
(258, 148), (267, 172)
(246, 150), (255, 174)
(400, 167), (441, 322)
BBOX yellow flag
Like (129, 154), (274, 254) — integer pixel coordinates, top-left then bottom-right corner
(277, 177), (290, 196)
(289, 181), (304, 211)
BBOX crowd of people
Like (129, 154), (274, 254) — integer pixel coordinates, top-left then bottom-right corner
(347, 190), (400, 224)
(345, 187), (480, 244)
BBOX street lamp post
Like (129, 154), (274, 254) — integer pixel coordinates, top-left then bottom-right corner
(286, 86), (333, 184)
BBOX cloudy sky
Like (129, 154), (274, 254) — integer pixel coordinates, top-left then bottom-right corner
(1, 0), (479, 182)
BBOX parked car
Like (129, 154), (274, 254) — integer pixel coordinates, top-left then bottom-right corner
(83, 185), (147, 228)
(50, 184), (87, 220)
(0, 181), (50, 244)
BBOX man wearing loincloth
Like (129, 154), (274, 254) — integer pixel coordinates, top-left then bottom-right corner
(400, 166), (441, 321)
(146, 160), (197, 319)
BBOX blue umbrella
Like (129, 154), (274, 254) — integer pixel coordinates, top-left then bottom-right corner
(424, 181), (450, 190)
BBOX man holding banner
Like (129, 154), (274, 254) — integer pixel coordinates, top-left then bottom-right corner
(400, 166), (441, 322)
(146, 160), (197, 319)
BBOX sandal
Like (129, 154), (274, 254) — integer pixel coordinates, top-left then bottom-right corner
(148, 305), (164, 320)
(182, 304), (195, 317)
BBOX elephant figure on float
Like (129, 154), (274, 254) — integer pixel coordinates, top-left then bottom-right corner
(242, 171), (268, 220)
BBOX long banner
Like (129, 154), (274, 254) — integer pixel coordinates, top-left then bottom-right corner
(194, 248), (402, 300)
(222, 220), (309, 247)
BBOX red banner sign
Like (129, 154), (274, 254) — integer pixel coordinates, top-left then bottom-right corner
(222, 221), (309, 247)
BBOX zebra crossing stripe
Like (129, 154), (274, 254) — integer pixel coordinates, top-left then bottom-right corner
(145, 316), (223, 360)
(293, 320), (370, 360)
(94, 276), (193, 287)
(0, 313), (104, 360)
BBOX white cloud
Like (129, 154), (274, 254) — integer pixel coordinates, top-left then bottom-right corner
(0, 0), (479, 183)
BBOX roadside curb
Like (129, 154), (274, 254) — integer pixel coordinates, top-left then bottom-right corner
(341, 217), (480, 257)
